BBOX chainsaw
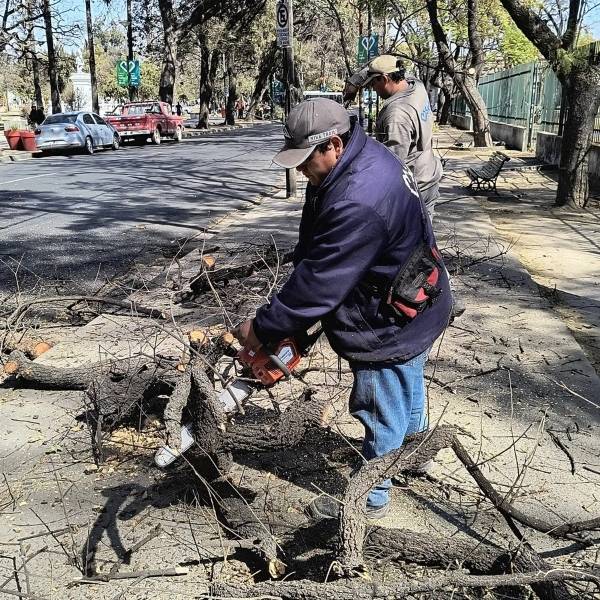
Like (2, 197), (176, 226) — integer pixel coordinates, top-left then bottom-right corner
(154, 327), (322, 468)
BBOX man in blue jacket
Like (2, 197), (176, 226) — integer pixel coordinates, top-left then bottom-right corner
(233, 98), (451, 519)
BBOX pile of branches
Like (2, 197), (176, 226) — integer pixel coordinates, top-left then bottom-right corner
(3, 243), (600, 599)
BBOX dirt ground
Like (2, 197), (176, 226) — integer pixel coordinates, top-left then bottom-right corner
(1, 128), (599, 599)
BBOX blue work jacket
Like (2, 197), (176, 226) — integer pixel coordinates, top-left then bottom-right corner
(253, 119), (451, 363)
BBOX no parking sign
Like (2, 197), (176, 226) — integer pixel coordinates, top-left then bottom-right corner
(276, 0), (293, 48)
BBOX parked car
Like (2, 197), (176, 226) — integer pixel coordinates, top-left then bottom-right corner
(105, 102), (184, 144)
(35, 112), (120, 154)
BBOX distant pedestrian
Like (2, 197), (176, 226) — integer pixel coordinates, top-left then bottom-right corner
(175, 102), (182, 116)
(236, 96), (246, 119)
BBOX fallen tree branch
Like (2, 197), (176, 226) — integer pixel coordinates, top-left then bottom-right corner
(211, 566), (600, 599)
(3, 295), (165, 330)
(337, 426), (456, 576)
(72, 566), (188, 584)
(452, 437), (600, 538)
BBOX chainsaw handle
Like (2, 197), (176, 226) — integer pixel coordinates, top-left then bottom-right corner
(267, 352), (291, 379)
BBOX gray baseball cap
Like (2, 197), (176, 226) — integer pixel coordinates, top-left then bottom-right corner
(273, 98), (351, 169)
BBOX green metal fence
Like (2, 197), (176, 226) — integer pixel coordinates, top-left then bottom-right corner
(451, 42), (600, 146)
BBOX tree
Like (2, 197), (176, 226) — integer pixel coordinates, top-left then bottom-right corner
(84, 0), (99, 113)
(41, 0), (60, 112)
(499, 0), (600, 208)
(425, 0), (493, 146)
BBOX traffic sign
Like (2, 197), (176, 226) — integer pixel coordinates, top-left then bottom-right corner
(357, 34), (379, 65)
(276, 0), (293, 48)
(116, 60), (141, 87)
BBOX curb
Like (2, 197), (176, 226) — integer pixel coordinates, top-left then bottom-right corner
(182, 120), (273, 139)
(0, 151), (35, 163)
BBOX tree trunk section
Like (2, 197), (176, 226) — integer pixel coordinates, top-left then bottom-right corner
(41, 0), (61, 113)
(225, 51), (237, 126)
(158, 0), (178, 105)
(246, 41), (278, 119)
(197, 34), (219, 129)
(462, 74), (493, 147)
(555, 70), (600, 208)
(85, 0), (99, 114)
(438, 88), (452, 125)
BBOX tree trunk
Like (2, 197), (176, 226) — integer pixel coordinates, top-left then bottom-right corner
(426, 0), (492, 147)
(84, 0), (99, 114)
(197, 34), (219, 129)
(555, 69), (600, 208)
(225, 51), (237, 126)
(32, 54), (43, 110)
(326, 0), (352, 78)
(438, 88), (452, 124)
(41, 0), (60, 113)
(158, 0), (178, 105)
(462, 74), (493, 146)
(246, 41), (278, 119)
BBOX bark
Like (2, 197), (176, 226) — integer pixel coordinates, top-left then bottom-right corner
(158, 0), (178, 105)
(84, 0), (99, 114)
(224, 50), (237, 126)
(426, 0), (492, 146)
(499, 0), (599, 208)
(32, 53), (43, 110)
(197, 33), (219, 129)
(246, 41), (278, 119)
(366, 528), (572, 600)
(337, 426), (456, 576)
(555, 63), (600, 208)
(438, 88), (453, 125)
(41, 0), (60, 113)
(3, 350), (102, 390)
(212, 567), (600, 599)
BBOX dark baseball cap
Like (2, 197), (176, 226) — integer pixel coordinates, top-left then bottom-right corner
(273, 98), (351, 169)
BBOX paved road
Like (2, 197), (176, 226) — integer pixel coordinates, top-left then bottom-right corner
(0, 124), (283, 293)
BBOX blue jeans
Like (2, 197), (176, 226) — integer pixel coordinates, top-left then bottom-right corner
(349, 350), (428, 508)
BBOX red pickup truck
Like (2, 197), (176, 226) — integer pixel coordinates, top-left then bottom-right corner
(105, 101), (184, 145)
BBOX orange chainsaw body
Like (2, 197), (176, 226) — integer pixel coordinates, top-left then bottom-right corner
(238, 338), (301, 385)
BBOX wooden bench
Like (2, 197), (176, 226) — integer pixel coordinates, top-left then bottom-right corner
(466, 151), (510, 193)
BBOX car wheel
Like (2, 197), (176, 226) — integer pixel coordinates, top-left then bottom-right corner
(84, 136), (94, 155)
(111, 133), (120, 150)
(151, 128), (161, 145)
(173, 126), (182, 142)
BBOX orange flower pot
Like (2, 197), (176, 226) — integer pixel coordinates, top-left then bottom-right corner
(4, 130), (22, 150)
(20, 131), (38, 152)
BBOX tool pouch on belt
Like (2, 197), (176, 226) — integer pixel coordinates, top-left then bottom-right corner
(386, 242), (443, 319)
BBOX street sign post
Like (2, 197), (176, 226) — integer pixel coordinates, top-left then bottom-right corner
(357, 34), (379, 65)
(116, 60), (140, 88)
(276, 0), (292, 48)
(276, 0), (296, 197)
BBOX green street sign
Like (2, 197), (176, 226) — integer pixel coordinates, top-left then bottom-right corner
(357, 34), (379, 66)
(116, 60), (141, 87)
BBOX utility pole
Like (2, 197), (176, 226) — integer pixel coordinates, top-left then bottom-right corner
(277, 0), (296, 197)
(126, 0), (135, 101)
(358, 10), (364, 128)
(367, 1), (373, 135)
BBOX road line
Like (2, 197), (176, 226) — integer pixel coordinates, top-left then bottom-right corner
(0, 172), (57, 186)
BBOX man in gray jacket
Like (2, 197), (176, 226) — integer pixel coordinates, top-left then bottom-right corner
(345, 55), (443, 219)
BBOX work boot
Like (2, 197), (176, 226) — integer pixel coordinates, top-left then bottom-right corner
(450, 290), (466, 322)
(305, 495), (389, 521)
